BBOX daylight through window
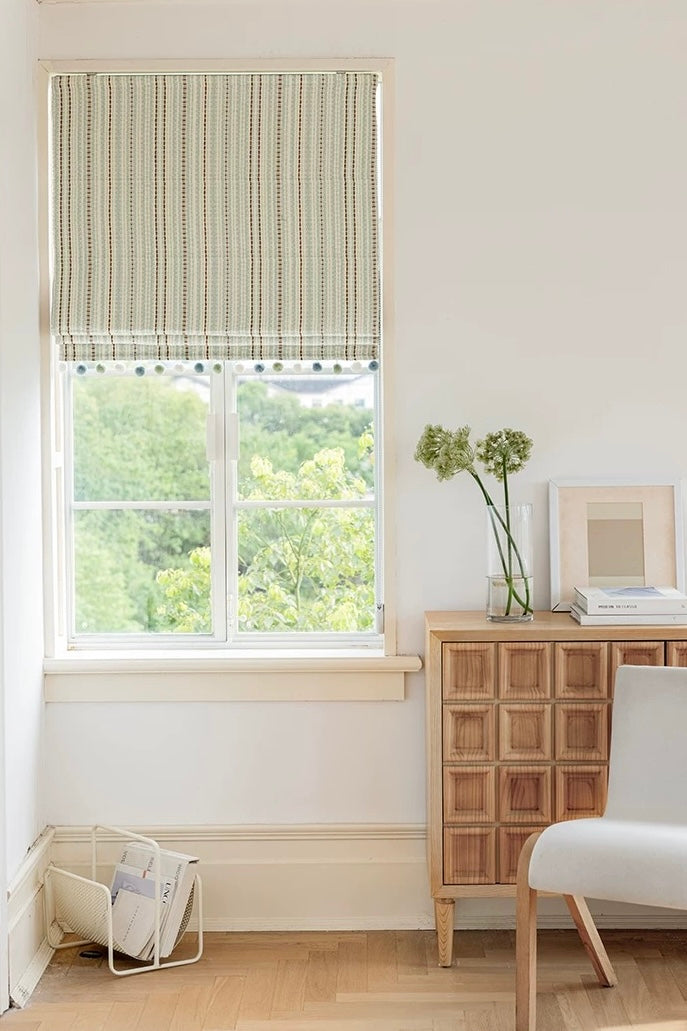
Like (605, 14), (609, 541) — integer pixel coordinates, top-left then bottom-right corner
(63, 359), (381, 646)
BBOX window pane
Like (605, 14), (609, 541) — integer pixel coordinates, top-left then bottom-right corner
(237, 507), (375, 633)
(72, 371), (211, 502)
(237, 374), (374, 502)
(74, 510), (211, 634)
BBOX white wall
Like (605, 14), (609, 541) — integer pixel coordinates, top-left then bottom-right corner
(0, 0), (44, 1007)
(1, 0), (44, 880)
(37, 0), (687, 922)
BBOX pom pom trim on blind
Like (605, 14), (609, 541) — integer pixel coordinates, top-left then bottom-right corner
(50, 72), (380, 363)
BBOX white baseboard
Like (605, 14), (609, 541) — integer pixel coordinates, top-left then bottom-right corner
(7, 828), (55, 1008)
(51, 823), (435, 931)
(443, 904), (687, 931)
(9, 942), (54, 1009)
(50, 823), (687, 931)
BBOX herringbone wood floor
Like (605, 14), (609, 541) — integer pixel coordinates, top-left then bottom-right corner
(2, 929), (687, 1029)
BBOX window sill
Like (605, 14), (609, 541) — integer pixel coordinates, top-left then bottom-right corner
(43, 652), (422, 702)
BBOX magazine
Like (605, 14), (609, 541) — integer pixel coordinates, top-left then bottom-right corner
(111, 888), (159, 959)
(109, 844), (198, 959)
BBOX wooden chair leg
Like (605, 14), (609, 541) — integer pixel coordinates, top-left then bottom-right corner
(516, 832), (541, 1031)
(563, 894), (617, 987)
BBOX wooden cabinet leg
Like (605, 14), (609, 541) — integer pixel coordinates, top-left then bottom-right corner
(434, 898), (455, 967)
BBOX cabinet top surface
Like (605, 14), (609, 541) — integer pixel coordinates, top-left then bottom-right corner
(425, 610), (687, 641)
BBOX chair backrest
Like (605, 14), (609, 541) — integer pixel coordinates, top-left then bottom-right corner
(605, 664), (687, 824)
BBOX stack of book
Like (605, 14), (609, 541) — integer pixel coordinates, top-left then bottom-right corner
(571, 586), (687, 626)
(109, 841), (198, 960)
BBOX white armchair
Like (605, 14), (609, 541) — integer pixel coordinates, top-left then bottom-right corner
(516, 663), (687, 1031)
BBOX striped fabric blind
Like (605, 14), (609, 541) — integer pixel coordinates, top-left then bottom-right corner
(50, 72), (380, 362)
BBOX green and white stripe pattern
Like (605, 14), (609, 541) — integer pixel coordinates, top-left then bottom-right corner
(51, 72), (380, 362)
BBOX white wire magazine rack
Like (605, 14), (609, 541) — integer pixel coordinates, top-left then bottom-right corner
(44, 825), (203, 977)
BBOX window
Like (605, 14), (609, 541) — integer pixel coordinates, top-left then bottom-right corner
(62, 359), (380, 646)
(48, 66), (385, 652)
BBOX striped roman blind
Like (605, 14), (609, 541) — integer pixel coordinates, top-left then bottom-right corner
(50, 72), (380, 362)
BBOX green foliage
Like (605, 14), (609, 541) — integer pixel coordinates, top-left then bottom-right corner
(73, 375), (210, 501)
(154, 449), (376, 635)
(72, 375), (211, 634)
(74, 509), (210, 633)
(237, 448), (374, 633)
(237, 380), (374, 492)
(73, 371), (376, 636)
(74, 516), (141, 633)
(156, 547), (212, 633)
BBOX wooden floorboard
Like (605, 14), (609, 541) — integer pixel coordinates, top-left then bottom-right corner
(3, 930), (687, 1029)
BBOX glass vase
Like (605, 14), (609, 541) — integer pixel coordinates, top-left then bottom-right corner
(486, 503), (533, 622)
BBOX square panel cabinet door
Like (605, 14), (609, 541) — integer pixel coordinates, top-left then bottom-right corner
(425, 611), (687, 967)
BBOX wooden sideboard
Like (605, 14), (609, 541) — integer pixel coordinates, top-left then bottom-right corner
(425, 610), (687, 966)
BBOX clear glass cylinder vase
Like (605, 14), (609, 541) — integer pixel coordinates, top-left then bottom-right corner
(486, 503), (534, 622)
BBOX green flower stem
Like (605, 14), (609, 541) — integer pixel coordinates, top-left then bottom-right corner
(501, 456), (514, 614)
(486, 504), (516, 595)
(500, 461), (531, 614)
(468, 469), (496, 508)
(497, 511), (532, 616)
(497, 505), (531, 616)
(499, 459), (532, 617)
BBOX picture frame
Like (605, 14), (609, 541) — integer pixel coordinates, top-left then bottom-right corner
(549, 478), (686, 612)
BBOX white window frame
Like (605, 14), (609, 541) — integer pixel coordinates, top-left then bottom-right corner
(39, 58), (418, 700)
(60, 361), (382, 651)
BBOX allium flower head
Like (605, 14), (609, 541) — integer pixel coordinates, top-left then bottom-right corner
(475, 428), (533, 481)
(414, 424), (475, 481)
